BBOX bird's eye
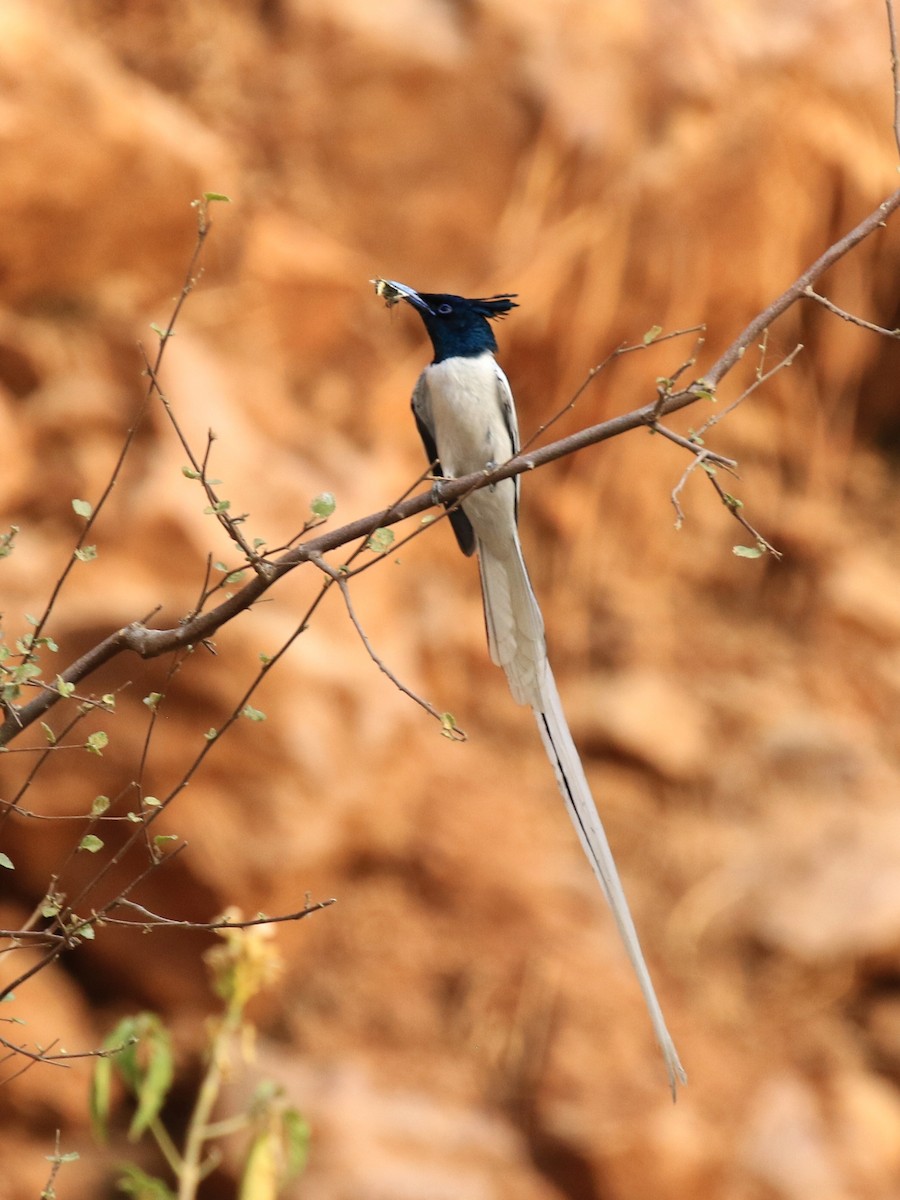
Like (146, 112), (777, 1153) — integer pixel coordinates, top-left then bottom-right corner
(438, 303), (453, 315)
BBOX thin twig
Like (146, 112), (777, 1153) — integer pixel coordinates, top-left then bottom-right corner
(670, 454), (717, 530)
(804, 286), (900, 337)
(309, 553), (467, 740)
(103, 898), (336, 930)
(888, 0), (900, 159)
(142, 360), (271, 577)
(706, 471), (783, 558)
(651, 423), (738, 469)
(519, 324), (706, 453)
(19, 208), (214, 675)
(0, 1031), (134, 1070)
(693, 343), (804, 440)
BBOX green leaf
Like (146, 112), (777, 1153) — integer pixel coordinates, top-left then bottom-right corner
(92, 795), (111, 816)
(74, 545), (97, 562)
(733, 544), (766, 559)
(101, 693), (115, 709)
(0, 525), (19, 558)
(79, 922), (95, 940)
(46, 1150), (80, 1165)
(143, 692), (164, 711)
(85, 730), (109, 755)
(642, 324), (663, 345)
(203, 499), (231, 515)
(116, 1164), (176, 1200)
(78, 835), (104, 854)
(439, 712), (465, 741)
(72, 498), (93, 519)
(153, 834), (178, 849)
(182, 465), (201, 479)
(40, 722), (56, 745)
(149, 322), (173, 339)
(128, 1019), (174, 1140)
(310, 491), (336, 518)
(204, 728), (218, 741)
(224, 570), (246, 585)
(366, 527), (395, 554)
(282, 1108), (311, 1180)
(56, 676), (75, 698)
(241, 705), (267, 722)
(203, 192), (231, 203)
(0, 852), (14, 870)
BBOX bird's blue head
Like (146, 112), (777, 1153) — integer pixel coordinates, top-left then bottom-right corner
(375, 279), (518, 363)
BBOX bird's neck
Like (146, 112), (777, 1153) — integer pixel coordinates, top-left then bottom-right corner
(428, 328), (498, 363)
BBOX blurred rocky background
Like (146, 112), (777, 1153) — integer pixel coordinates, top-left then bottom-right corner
(2, 0), (900, 1196)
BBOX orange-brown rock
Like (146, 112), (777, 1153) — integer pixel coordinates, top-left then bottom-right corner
(2, 1), (900, 1197)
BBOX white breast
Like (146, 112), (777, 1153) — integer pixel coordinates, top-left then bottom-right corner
(422, 353), (515, 480)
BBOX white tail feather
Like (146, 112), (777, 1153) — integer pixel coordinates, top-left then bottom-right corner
(477, 540), (544, 707)
(534, 661), (687, 1096)
(476, 535), (686, 1095)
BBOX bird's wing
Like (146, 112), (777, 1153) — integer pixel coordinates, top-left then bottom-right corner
(411, 372), (476, 557)
(492, 361), (521, 522)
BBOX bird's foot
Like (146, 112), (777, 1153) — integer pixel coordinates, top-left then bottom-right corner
(429, 475), (452, 506)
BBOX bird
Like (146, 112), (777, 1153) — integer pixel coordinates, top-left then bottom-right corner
(374, 278), (686, 1096)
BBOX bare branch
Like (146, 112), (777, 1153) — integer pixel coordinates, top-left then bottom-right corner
(310, 553), (467, 741)
(519, 323), (706, 453)
(706, 471), (783, 559)
(103, 897), (337, 930)
(698, 188), (900, 388)
(651, 423), (738, 470)
(804, 285), (900, 337)
(693, 343), (805, 440)
(20, 209), (214, 671)
(888, 0), (900, 159)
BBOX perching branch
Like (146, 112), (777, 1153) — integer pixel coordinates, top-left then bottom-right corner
(3, 187), (900, 750)
(697, 187), (900, 388)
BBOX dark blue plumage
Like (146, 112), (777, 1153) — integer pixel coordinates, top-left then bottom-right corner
(398, 290), (518, 362)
